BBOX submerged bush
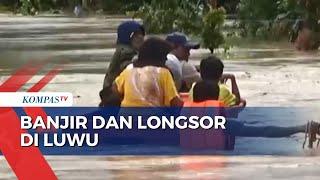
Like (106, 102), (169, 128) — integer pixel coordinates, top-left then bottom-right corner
(19, 0), (37, 15)
(202, 8), (226, 53)
(237, 0), (279, 38)
(134, 3), (177, 33)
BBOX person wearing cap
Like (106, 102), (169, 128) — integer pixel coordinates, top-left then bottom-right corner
(102, 20), (145, 89)
(100, 20), (145, 106)
(165, 32), (202, 92)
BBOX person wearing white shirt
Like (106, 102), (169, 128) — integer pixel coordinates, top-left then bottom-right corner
(166, 53), (183, 90)
(165, 32), (201, 92)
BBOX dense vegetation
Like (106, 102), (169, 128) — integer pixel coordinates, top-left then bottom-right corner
(0, 0), (319, 51)
(0, 0), (146, 14)
(133, 0), (227, 52)
(0, 0), (240, 14)
(238, 0), (320, 39)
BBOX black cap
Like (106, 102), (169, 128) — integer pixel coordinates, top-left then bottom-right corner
(117, 21), (145, 45)
(166, 32), (200, 49)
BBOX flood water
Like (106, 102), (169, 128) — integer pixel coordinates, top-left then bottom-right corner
(1, 14), (320, 179)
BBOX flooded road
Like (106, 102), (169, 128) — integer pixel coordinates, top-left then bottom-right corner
(1, 14), (320, 179)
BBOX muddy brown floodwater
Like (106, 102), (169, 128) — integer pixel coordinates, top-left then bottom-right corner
(0, 14), (320, 179)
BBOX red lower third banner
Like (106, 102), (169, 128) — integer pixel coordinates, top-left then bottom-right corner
(0, 62), (63, 180)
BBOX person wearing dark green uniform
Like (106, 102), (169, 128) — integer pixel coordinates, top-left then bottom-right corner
(103, 20), (145, 88)
(100, 21), (145, 106)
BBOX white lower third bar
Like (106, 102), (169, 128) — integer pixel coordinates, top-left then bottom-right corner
(0, 92), (73, 107)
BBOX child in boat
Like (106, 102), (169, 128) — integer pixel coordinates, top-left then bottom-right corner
(189, 56), (246, 107)
(192, 80), (320, 148)
(112, 37), (183, 107)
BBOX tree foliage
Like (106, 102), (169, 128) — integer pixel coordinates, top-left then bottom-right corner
(202, 8), (226, 52)
(238, 0), (320, 39)
(134, 0), (226, 52)
(19, 0), (37, 15)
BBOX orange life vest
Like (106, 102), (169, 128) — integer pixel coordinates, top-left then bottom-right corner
(180, 100), (235, 150)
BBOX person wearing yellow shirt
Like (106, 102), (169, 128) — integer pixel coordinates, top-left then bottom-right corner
(113, 37), (183, 107)
(189, 56), (246, 107)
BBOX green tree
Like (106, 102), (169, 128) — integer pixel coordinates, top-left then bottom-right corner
(238, 0), (320, 39)
(202, 8), (226, 53)
(298, 0), (320, 31)
(237, 0), (279, 37)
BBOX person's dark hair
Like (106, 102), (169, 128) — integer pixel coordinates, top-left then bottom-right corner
(200, 56), (224, 80)
(193, 81), (220, 102)
(134, 37), (172, 68)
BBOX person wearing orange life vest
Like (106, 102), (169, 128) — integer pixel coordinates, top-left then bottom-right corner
(183, 80), (234, 150)
(188, 80), (320, 148)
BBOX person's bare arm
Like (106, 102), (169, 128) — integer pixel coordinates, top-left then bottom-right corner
(220, 74), (241, 104)
(170, 96), (184, 107)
